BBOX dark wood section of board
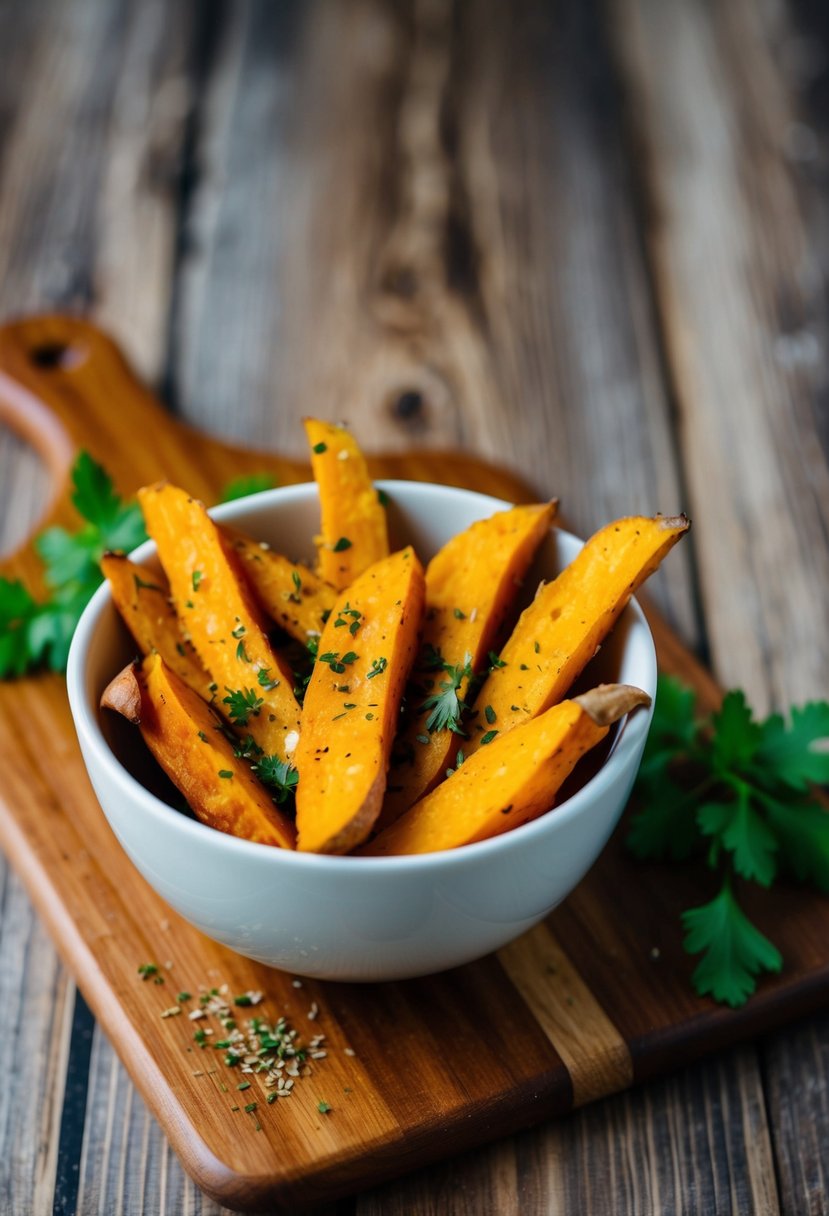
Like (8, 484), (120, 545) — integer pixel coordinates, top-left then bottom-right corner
(0, 0), (828, 1212)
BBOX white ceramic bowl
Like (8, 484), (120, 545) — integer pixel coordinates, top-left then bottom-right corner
(67, 481), (656, 982)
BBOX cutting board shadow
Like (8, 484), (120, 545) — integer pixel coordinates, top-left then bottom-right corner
(1, 315), (827, 1211)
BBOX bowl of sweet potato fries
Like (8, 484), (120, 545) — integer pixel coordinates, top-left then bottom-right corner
(67, 422), (685, 980)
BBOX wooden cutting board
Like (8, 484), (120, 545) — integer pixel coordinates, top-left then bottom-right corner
(1, 315), (828, 1211)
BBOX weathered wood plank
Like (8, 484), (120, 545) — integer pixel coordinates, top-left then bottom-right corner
(764, 1015), (829, 1216)
(75, 1025), (343, 1215)
(0, 0), (193, 380)
(173, 0), (700, 643)
(0, 864), (75, 1216)
(358, 1048), (779, 1216)
(611, 0), (829, 714)
(0, 1), (197, 1212)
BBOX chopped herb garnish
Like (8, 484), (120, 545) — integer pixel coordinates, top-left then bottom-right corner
(244, 1102), (258, 1113)
(288, 570), (303, 604)
(218, 770), (234, 779)
(318, 1101), (332, 1114)
(377, 488), (390, 507)
(420, 643), (445, 670)
(366, 657), (388, 680)
(333, 537), (352, 552)
(177, 992), (192, 1003)
(236, 640), (251, 663)
(254, 756), (299, 803)
(453, 608), (467, 620)
(198, 730), (209, 742)
(231, 624), (246, 639)
(313, 441), (328, 454)
(133, 573), (164, 593)
(420, 654), (473, 735)
(222, 687), (264, 725)
(257, 667), (279, 690)
(488, 651), (507, 669)
(237, 1080), (251, 1090)
(416, 734), (430, 745)
(484, 705), (496, 724)
(480, 730), (498, 745)
(137, 963), (159, 980)
(192, 570), (203, 591)
(267, 1092), (277, 1105)
(534, 640), (541, 654)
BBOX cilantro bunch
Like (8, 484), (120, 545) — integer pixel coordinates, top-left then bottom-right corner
(628, 675), (829, 1007)
(0, 452), (147, 676)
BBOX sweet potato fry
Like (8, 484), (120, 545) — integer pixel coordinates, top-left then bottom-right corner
(295, 547), (425, 853)
(378, 501), (557, 828)
(138, 483), (301, 762)
(305, 419), (389, 589)
(464, 514), (689, 756)
(100, 553), (211, 698)
(361, 684), (651, 855)
(101, 656), (296, 848)
(222, 526), (337, 642)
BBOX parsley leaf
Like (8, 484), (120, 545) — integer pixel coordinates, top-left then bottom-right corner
(220, 473), (278, 503)
(419, 654), (473, 735)
(627, 673), (829, 1007)
(682, 879), (782, 1007)
(756, 703), (829, 791)
(254, 756), (299, 803)
(0, 452), (147, 677)
(222, 687), (264, 725)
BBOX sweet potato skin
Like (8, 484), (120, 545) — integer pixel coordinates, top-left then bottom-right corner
(100, 554), (211, 698)
(138, 483), (301, 762)
(305, 419), (389, 589)
(464, 514), (688, 756)
(362, 685), (650, 855)
(222, 526), (337, 642)
(379, 501), (557, 827)
(104, 655), (296, 848)
(295, 547), (425, 853)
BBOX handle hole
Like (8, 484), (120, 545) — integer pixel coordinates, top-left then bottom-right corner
(29, 341), (87, 371)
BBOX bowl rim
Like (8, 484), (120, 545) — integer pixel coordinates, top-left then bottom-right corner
(66, 479), (656, 873)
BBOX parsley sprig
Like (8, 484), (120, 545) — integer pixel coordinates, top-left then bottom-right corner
(419, 653), (473, 735)
(628, 675), (829, 1007)
(0, 452), (147, 676)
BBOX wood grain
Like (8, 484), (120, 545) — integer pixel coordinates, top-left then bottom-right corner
(358, 1048), (779, 1216)
(612, 0), (829, 714)
(171, 0), (701, 646)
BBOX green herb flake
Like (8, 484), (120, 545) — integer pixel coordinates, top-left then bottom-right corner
(480, 730), (498, 745)
(192, 570), (203, 592)
(317, 1101), (332, 1114)
(254, 757), (299, 803)
(453, 608), (467, 620)
(366, 657), (388, 680)
(236, 640), (251, 663)
(137, 963), (159, 980)
(484, 705), (496, 725)
(218, 770), (234, 780)
(222, 687), (264, 725)
(333, 537), (352, 552)
(313, 441), (328, 454)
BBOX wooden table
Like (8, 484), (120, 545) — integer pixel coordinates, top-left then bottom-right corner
(0, 0), (827, 1211)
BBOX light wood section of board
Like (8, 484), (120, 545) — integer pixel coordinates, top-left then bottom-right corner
(498, 922), (633, 1106)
